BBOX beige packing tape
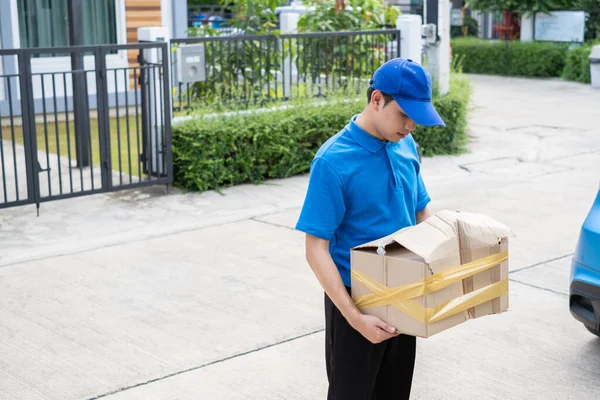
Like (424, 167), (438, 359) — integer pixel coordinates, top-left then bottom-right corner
(352, 251), (509, 324)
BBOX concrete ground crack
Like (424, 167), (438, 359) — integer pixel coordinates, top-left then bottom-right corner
(250, 217), (297, 231)
(0, 207), (301, 269)
(509, 253), (573, 274)
(87, 328), (324, 400)
(507, 254), (574, 297)
(509, 278), (568, 297)
(547, 148), (600, 163)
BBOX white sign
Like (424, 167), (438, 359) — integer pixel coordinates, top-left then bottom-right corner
(534, 11), (586, 43)
(451, 9), (463, 26)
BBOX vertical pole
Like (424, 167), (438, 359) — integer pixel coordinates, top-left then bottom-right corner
(280, 12), (299, 99)
(396, 15), (422, 63)
(427, 0), (439, 39)
(504, 11), (509, 76)
(138, 27), (170, 178)
(425, 1), (451, 96)
(95, 47), (111, 191)
(18, 50), (40, 210)
(161, 43), (173, 183)
(139, 49), (150, 177)
(67, 0), (91, 167)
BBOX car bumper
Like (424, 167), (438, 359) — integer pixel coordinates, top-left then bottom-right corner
(570, 259), (600, 330)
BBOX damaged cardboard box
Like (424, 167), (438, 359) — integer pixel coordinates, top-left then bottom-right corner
(350, 210), (513, 338)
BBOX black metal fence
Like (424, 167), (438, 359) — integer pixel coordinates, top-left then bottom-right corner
(170, 29), (401, 112)
(0, 42), (172, 211)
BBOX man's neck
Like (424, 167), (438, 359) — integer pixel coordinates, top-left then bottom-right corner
(355, 112), (385, 141)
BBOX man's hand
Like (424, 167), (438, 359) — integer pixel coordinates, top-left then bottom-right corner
(305, 234), (400, 344)
(350, 313), (399, 344)
(305, 234), (399, 344)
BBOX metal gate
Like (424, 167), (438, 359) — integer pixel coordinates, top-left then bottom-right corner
(0, 42), (172, 211)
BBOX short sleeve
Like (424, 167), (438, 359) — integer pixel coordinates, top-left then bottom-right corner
(406, 134), (430, 212)
(295, 157), (346, 241)
(415, 171), (431, 212)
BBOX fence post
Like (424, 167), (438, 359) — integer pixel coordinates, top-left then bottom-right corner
(172, 0), (189, 39)
(280, 13), (299, 99)
(520, 13), (534, 42)
(396, 14), (422, 62)
(161, 43), (174, 183)
(425, 0), (451, 95)
(67, 0), (91, 168)
(94, 47), (112, 191)
(138, 27), (171, 178)
(17, 50), (40, 211)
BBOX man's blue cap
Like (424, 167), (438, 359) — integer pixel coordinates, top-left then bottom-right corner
(369, 58), (445, 127)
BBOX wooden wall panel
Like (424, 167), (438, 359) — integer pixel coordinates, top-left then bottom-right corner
(125, 0), (163, 87)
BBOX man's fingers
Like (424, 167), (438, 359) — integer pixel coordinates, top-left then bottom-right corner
(375, 319), (397, 334)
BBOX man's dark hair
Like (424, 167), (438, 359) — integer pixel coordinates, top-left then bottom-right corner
(367, 86), (394, 106)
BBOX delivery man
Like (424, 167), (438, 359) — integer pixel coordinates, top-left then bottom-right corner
(295, 58), (446, 399)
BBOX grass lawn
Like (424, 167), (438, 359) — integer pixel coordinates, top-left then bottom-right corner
(6, 115), (144, 178)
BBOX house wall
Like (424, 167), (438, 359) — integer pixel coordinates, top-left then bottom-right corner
(0, 0), (173, 115)
(125, 0), (163, 74)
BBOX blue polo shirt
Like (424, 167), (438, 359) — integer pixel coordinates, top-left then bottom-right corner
(295, 115), (431, 287)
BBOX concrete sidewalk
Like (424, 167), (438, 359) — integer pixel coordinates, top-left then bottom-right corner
(0, 74), (600, 399)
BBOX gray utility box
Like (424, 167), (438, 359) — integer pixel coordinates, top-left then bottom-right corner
(176, 44), (207, 84)
(590, 45), (600, 89)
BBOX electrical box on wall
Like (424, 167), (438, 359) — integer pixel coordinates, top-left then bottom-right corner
(176, 44), (207, 84)
(422, 23), (437, 44)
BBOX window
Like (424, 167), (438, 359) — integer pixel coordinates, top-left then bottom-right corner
(18, 0), (117, 50)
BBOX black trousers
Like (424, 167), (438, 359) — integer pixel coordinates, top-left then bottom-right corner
(325, 287), (417, 400)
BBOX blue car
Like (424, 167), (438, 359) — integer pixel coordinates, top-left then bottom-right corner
(570, 185), (600, 337)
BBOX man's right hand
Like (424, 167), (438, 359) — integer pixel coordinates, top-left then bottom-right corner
(351, 313), (399, 344)
(304, 234), (400, 345)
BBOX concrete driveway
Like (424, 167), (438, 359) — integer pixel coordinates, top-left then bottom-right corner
(1, 74), (600, 399)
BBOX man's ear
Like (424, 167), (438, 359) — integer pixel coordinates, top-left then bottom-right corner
(371, 90), (382, 110)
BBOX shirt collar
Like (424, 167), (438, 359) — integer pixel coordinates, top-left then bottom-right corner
(346, 114), (387, 153)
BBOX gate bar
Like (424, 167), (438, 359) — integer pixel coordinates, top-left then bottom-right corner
(17, 49), (40, 212)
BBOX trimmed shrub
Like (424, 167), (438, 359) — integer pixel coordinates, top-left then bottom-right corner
(451, 38), (569, 78)
(172, 75), (473, 192)
(412, 74), (472, 156)
(563, 43), (597, 84)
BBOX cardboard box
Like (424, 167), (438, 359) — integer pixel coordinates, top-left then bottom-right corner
(350, 210), (513, 338)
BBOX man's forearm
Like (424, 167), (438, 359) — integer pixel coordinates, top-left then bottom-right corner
(416, 205), (433, 224)
(305, 239), (361, 326)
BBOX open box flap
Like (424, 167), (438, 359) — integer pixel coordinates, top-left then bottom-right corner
(391, 210), (460, 265)
(353, 210), (513, 265)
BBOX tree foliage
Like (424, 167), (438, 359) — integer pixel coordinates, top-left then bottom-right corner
(298, 0), (400, 32)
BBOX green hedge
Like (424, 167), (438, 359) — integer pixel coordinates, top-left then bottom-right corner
(562, 43), (596, 84)
(451, 38), (568, 77)
(172, 75), (472, 192)
(412, 74), (471, 156)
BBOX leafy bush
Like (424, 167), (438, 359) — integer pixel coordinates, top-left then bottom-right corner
(562, 43), (598, 84)
(451, 38), (568, 77)
(172, 74), (472, 192)
(412, 74), (472, 156)
(451, 15), (479, 38)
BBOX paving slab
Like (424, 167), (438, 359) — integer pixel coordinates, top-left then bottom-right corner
(100, 282), (600, 400)
(0, 177), (308, 267)
(510, 257), (572, 295)
(0, 220), (322, 400)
